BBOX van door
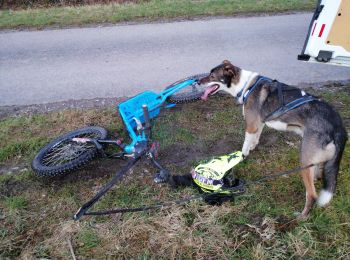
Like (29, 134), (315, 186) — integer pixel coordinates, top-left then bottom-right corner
(298, 0), (350, 67)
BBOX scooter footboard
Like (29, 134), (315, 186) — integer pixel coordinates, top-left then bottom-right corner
(118, 91), (162, 131)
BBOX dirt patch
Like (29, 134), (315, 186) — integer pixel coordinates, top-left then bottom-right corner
(0, 175), (29, 197)
(159, 136), (238, 168)
(275, 215), (298, 233)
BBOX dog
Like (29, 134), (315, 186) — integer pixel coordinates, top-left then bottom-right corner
(198, 60), (348, 218)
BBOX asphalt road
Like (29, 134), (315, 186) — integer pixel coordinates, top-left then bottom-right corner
(1, 13), (349, 106)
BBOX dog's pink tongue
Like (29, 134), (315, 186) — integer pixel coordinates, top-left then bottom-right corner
(201, 85), (218, 101)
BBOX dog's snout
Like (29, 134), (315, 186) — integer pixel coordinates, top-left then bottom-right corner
(198, 76), (209, 85)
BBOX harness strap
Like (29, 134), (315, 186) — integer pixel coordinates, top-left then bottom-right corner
(264, 95), (318, 122)
(240, 76), (318, 121)
(241, 76), (272, 104)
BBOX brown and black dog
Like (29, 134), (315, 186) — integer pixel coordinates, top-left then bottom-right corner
(199, 60), (347, 218)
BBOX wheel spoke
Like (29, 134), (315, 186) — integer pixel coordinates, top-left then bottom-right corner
(41, 133), (98, 167)
(32, 127), (108, 178)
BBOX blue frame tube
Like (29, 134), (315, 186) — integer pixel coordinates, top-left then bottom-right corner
(118, 79), (196, 154)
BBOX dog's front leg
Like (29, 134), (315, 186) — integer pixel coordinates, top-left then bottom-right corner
(250, 123), (264, 151)
(242, 121), (264, 157)
(242, 132), (256, 157)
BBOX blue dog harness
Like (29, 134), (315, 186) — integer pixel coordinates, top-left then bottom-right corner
(240, 76), (271, 104)
(237, 76), (318, 121)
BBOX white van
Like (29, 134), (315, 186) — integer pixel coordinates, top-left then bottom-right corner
(298, 0), (350, 67)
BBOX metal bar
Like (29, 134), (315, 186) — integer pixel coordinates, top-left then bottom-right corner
(142, 104), (151, 139)
(97, 139), (125, 149)
(73, 156), (141, 220)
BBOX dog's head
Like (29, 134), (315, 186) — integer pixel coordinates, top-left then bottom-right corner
(199, 60), (241, 101)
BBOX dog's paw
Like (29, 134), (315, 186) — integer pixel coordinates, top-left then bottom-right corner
(249, 140), (259, 151)
(249, 144), (257, 151)
(293, 211), (309, 221)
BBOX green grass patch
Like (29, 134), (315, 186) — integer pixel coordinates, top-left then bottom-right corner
(4, 196), (28, 210)
(0, 85), (349, 258)
(0, 174), (13, 184)
(76, 228), (101, 251)
(0, 108), (120, 163)
(0, 0), (317, 29)
(0, 137), (48, 162)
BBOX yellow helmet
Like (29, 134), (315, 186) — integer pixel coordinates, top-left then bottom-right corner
(192, 151), (243, 193)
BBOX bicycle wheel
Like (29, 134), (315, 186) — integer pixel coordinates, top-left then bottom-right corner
(165, 73), (209, 104)
(32, 126), (108, 178)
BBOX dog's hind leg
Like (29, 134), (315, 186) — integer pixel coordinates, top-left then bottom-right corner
(317, 142), (344, 207)
(299, 137), (322, 218)
(299, 134), (338, 218)
(314, 163), (324, 181)
(300, 165), (317, 218)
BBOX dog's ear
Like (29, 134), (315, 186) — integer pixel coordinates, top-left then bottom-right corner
(222, 60), (236, 77)
(223, 63), (236, 78)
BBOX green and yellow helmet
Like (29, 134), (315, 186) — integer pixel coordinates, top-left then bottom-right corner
(192, 151), (243, 193)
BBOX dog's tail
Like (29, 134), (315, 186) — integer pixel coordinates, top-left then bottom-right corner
(317, 129), (348, 207)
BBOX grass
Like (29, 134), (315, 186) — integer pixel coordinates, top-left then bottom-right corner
(4, 196), (28, 210)
(0, 84), (349, 258)
(0, 107), (121, 164)
(75, 228), (101, 253)
(0, 0), (317, 29)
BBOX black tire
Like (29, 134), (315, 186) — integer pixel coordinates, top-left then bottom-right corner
(31, 126), (108, 178)
(165, 73), (209, 104)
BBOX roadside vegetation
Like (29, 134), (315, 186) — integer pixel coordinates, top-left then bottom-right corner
(0, 0), (317, 29)
(0, 84), (349, 258)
